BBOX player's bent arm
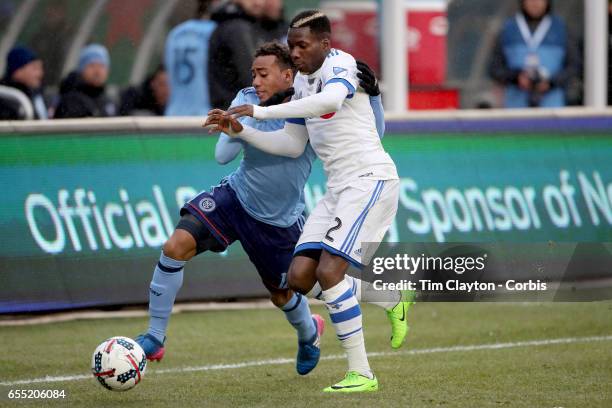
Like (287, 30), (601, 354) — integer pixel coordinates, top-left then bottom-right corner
(252, 82), (349, 120)
(236, 122), (308, 158)
(215, 133), (243, 164)
(370, 95), (385, 139)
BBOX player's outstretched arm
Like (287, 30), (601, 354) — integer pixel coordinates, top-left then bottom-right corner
(228, 82), (349, 120)
(237, 122), (308, 158)
(215, 134), (242, 165)
(213, 88), (254, 164)
(204, 111), (309, 158)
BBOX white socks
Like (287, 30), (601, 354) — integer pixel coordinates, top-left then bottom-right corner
(320, 279), (372, 378)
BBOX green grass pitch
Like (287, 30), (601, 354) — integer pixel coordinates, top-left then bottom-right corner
(1, 302), (611, 407)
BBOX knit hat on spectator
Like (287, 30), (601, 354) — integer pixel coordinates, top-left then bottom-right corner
(78, 44), (110, 72)
(4, 46), (39, 80)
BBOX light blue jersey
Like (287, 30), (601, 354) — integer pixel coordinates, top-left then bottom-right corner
(216, 87), (386, 228)
(216, 87), (317, 228)
(165, 19), (216, 116)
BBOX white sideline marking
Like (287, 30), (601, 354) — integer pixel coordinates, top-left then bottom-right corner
(1, 335), (611, 387)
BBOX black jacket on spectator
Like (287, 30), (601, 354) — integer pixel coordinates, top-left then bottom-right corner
(54, 71), (116, 118)
(119, 77), (165, 116)
(208, 2), (260, 110)
(0, 78), (47, 120)
(256, 15), (289, 43)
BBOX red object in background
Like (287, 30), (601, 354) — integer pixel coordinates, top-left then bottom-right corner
(324, 1), (453, 109)
(409, 88), (459, 110)
(325, 3), (380, 74)
(406, 5), (448, 86)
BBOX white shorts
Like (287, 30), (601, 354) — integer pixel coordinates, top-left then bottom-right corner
(295, 178), (399, 267)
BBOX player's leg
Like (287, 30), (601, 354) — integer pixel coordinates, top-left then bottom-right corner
(266, 285), (325, 374)
(336, 179), (413, 349)
(287, 254), (319, 296)
(288, 187), (376, 391)
(288, 189), (338, 297)
(314, 250), (378, 392)
(316, 179), (401, 392)
(319, 179), (412, 349)
(293, 234), (413, 350)
(136, 214), (227, 360)
(137, 186), (235, 361)
(305, 272), (414, 349)
(235, 212), (322, 374)
(294, 250), (403, 308)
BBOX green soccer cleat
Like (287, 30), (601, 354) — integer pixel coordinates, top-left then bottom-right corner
(385, 290), (416, 349)
(323, 371), (379, 393)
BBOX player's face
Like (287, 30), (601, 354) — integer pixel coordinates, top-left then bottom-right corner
(287, 27), (330, 74)
(251, 55), (293, 102)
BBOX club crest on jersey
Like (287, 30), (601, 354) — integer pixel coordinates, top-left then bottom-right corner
(199, 197), (216, 212)
(333, 67), (348, 77)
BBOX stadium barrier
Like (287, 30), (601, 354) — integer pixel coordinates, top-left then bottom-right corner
(1, 109), (611, 313)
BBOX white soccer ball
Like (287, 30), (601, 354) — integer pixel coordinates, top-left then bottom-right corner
(91, 336), (147, 391)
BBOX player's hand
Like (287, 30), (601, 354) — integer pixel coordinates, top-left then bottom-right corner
(259, 87), (295, 107)
(204, 109), (243, 136)
(356, 60), (380, 97)
(227, 104), (254, 119)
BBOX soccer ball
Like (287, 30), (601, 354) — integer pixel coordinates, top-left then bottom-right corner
(91, 336), (147, 391)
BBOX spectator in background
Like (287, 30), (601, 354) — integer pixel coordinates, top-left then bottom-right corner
(208, 0), (265, 109)
(489, 0), (577, 108)
(120, 65), (169, 116)
(165, 0), (218, 116)
(54, 44), (116, 118)
(0, 46), (48, 120)
(257, 0), (288, 43)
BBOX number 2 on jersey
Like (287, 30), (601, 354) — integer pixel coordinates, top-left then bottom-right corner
(325, 217), (342, 242)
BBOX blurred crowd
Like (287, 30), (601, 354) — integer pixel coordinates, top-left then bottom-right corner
(0, 0), (285, 120)
(0, 0), (610, 120)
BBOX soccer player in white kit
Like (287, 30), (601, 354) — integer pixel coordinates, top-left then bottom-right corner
(207, 10), (401, 393)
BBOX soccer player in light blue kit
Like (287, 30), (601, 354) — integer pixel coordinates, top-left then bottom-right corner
(164, 0), (217, 116)
(136, 42), (402, 376)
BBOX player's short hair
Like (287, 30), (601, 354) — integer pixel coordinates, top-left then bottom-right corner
(254, 42), (294, 71)
(289, 10), (331, 38)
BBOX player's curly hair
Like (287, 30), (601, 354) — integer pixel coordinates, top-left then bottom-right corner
(254, 41), (294, 71)
(289, 9), (331, 37)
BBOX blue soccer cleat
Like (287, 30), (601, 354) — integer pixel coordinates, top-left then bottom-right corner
(296, 314), (325, 375)
(134, 333), (165, 362)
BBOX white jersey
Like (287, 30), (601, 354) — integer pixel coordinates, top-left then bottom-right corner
(292, 49), (398, 189)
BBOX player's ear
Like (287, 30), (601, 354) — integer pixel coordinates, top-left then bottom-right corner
(282, 68), (293, 84)
(320, 36), (331, 52)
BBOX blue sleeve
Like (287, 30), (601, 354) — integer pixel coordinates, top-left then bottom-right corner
(369, 95), (385, 139)
(215, 134), (243, 165)
(215, 91), (246, 164)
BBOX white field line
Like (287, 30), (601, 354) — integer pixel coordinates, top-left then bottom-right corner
(1, 335), (611, 387)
